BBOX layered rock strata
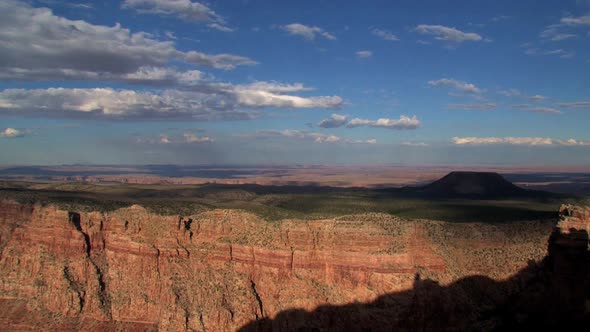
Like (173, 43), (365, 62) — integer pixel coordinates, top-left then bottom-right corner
(0, 200), (565, 331)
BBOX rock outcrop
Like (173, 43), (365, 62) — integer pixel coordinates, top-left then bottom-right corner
(415, 171), (532, 198)
(0, 200), (580, 331)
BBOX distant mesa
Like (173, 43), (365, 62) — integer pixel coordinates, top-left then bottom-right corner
(412, 171), (532, 198)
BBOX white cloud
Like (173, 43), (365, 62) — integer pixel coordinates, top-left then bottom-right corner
(556, 101), (590, 108)
(164, 31), (177, 40)
(512, 104), (532, 109)
(249, 130), (338, 143)
(452, 137), (551, 146)
(244, 130), (376, 144)
(122, 0), (233, 31)
(371, 28), (399, 41)
(356, 50), (373, 58)
(524, 45), (575, 59)
(555, 139), (590, 146)
(452, 136), (589, 146)
(499, 89), (521, 97)
(543, 49), (566, 55)
(240, 81), (314, 93)
(315, 134), (341, 143)
(348, 138), (377, 145)
(142, 132), (213, 144)
(540, 25), (577, 41)
(560, 51), (576, 59)
(490, 15), (511, 22)
(207, 23), (234, 32)
(0, 127), (24, 138)
(401, 142), (429, 147)
(282, 23), (336, 41)
(346, 115), (420, 130)
(159, 134), (170, 144)
(3, 66), (329, 110)
(415, 24), (482, 43)
(318, 114), (348, 128)
(561, 14), (590, 25)
(0, 86), (343, 121)
(0, 0), (254, 84)
(529, 95), (547, 101)
(447, 103), (496, 111)
(452, 137), (505, 145)
(183, 133), (213, 143)
(526, 107), (562, 114)
(547, 33), (576, 41)
(38, 1), (94, 10)
(0, 65), (213, 86)
(504, 137), (554, 145)
(232, 86), (343, 109)
(428, 78), (482, 94)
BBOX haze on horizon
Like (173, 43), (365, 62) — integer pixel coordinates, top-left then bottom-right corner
(0, 0), (590, 165)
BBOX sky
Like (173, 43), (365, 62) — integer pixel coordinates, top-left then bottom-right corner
(0, 0), (590, 165)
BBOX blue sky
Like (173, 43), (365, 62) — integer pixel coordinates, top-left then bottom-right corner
(0, 0), (589, 165)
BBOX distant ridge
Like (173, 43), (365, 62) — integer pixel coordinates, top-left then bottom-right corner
(414, 171), (532, 198)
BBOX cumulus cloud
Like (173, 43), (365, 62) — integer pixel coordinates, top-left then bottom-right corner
(282, 23), (336, 41)
(447, 103), (496, 111)
(356, 50), (373, 58)
(428, 78), (482, 94)
(0, 0), (254, 84)
(0, 127), (25, 138)
(452, 137), (505, 145)
(0, 1), (343, 124)
(122, 0), (233, 31)
(183, 133), (213, 143)
(556, 101), (590, 108)
(346, 115), (420, 130)
(415, 24), (482, 43)
(0, 86), (342, 121)
(371, 28), (399, 41)
(529, 95), (547, 101)
(318, 114), (348, 128)
(232, 86), (343, 109)
(452, 137), (589, 146)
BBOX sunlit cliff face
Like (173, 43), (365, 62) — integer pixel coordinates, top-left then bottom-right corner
(5, 199), (589, 330)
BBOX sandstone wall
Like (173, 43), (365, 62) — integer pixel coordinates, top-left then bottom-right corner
(0, 200), (555, 331)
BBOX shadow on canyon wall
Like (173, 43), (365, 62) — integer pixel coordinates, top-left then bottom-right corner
(239, 227), (590, 332)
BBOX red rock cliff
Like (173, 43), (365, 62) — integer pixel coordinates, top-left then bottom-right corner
(0, 200), (557, 331)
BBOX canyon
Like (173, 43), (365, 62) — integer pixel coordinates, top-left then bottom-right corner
(0, 199), (587, 330)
